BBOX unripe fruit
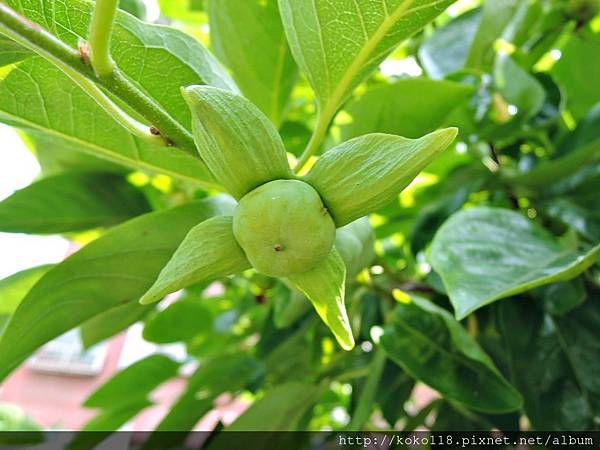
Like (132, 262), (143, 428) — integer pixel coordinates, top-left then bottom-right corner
(233, 179), (336, 277)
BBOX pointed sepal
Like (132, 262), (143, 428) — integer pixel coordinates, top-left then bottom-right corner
(140, 216), (250, 304)
(305, 128), (458, 227)
(182, 86), (293, 199)
(287, 247), (354, 350)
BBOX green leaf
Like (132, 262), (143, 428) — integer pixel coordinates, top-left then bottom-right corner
(224, 382), (323, 431)
(26, 133), (126, 176)
(143, 297), (213, 344)
(208, 0), (298, 126)
(305, 128), (458, 227)
(0, 59), (216, 186)
(287, 247), (354, 350)
(375, 362), (414, 427)
(0, 35), (30, 67)
(183, 86), (293, 199)
(341, 79), (475, 140)
(118, 0), (147, 19)
(551, 33), (600, 120)
(0, 195), (235, 382)
(81, 399), (153, 432)
(0, 171), (150, 234)
(278, 0), (457, 119)
(429, 207), (600, 320)
(465, 0), (520, 70)
(544, 197), (600, 242)
(272, 286), (310, 329)
(494, 54), (545, 120)
(347, 349), (387, 430)
(535, 279), (586, 316)
(499, 299), (600, 430)
(419, 8), (480, 79)
(380, 296), (523, 413)
(140, 215), (250, 305)
(1, 0), (239, 184)
(142, 355), (260, 449)
(84, 354), (180, 408)
(0, 265), (52, 315)
(4, 0), (237, 127)
(80, 300), (151, 348)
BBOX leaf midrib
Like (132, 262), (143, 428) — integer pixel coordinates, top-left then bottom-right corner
(319, 0), (417, 120)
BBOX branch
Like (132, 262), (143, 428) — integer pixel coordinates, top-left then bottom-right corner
(0, 3), (197, 154)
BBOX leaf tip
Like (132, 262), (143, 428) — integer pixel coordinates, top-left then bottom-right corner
(139, 290), (159, 306)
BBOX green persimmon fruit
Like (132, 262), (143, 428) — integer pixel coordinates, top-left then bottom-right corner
(233, 179), (336, 277)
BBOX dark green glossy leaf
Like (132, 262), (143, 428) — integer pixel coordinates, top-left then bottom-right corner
(0, 172), (150, 234)
(381, 296), (523, 413)
(429, 207), (600, 319)
(535, 279), (587, 316)
(499, 299), (600, 430)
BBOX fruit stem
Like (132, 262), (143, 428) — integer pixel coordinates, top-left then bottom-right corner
(89, 0), (118, 77)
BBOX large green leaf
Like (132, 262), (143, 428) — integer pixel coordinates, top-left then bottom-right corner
(499, 299), (600, 430)
(0, 265), (51, 315)
(278, 0), (456, 119)
(305, 128), (457, 226)
(208, 0), (298, 126)
(0, 195), (235, 382)
(0, 0), (239, 184)
(341, 79), (475, 140)
(80, 300), (151, 348)
(381, 296), (523, 413)
(183, 86), (293, 199)
(4, 0), (236, 127)
(84, 354), (180, 408)
(0, 171), (150, 234)
(0, 59), (216, 186)
(287, 247), (354, 351)
(429, 207), (600, 320)
(139, 216), (251, 305)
